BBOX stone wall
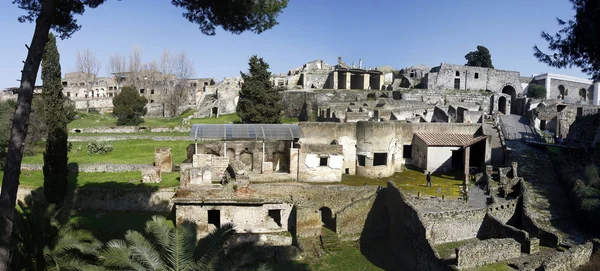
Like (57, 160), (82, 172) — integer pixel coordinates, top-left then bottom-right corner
(299, 122), (357, 175)
(456, 238), (520, 270)
(541, 242), (593, 271)
(298, 144), (343, 182)
(362, 182), (447, 270)
(21, 163), (153, 173)
(280, 90), (397, 118)
(175, 202), (294, 239)
(424, 63), (522, 95)
(548, 78), (594, 103)
(74, 98), (113, 112)
(421, 208), (487, 244)
(7, 187), (175, 212)
(70, 126), (189, 134)
(69, 135), (190, 142)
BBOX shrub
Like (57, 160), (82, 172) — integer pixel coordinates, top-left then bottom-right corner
(113, 86), (147, 126)
(528, 84), (547, 98)
(87, 141), (113, 155)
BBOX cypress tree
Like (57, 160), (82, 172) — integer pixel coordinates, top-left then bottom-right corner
(42, 33), (70, 204)
(236, 55), (282, 123)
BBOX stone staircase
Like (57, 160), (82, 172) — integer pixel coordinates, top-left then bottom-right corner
(320, 227), (342, 252)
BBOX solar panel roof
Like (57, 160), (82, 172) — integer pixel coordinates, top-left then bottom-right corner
(190, 124), (304, 141)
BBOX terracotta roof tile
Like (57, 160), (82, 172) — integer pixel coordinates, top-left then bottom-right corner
(414, 132), (487, 147)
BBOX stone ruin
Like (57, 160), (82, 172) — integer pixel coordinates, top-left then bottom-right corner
(154, 147), (173, 172)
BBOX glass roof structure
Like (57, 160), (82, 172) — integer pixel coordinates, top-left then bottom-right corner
(190, 124), (304, 141)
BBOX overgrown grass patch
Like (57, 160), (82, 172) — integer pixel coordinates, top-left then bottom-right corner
(22, 140), (192, 165)
(4, 170), (180, 189)
(342, 166), (464, 198)
(434, 239), (477, 259)
(310, 242), (383, 271)
(70, 210), (170, 242)
(466, 263), (516, 271)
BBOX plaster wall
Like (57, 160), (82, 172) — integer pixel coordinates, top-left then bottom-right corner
(426, 146), (461, 173)
(175, 203), (294, 238)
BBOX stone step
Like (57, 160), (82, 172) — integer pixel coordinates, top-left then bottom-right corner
(320, 227), (342, 252)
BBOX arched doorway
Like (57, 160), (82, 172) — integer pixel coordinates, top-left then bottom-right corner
(240, 152), (253, 171)
(558, 85), (566, 99)
(226, 148), (235, 162)
(319, 207), (336, 232)
(502, 85), (517, 114)
(498, 96), (507, 115)
(579, 88), (587, 101)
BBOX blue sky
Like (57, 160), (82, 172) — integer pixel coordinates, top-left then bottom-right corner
(0, 0), (587, 89)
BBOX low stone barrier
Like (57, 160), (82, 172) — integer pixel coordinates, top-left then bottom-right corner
(68, 135), (190, 142)
(4, 187), (176, 212)
(456, 238), (520, 270)
(70, 126), (189, 134)
(541, 242), (593, 271)
(21, 163), (154, 173)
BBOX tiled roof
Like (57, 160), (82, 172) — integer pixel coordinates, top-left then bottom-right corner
(414, 132), (487, 147)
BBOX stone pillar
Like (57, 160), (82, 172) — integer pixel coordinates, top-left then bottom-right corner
(345, 72), (351, 90)
(363, 73), (370, 90)
(545, 76), (552, 100)
(594, 82), (600, 106)
(511, 162), (518, 179)
(141, 166), (162, 183)
(464, 146), (470, 189)
(179, 163), (193, 189)
(332, 71), (338, 90)
(193, 154), (212, 168)
(378, 75), (384, 91)
(154, 147), (173, 173)
(289, 148), (299, 181)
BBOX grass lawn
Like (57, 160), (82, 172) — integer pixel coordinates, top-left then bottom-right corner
(342, 166), (464, 198)
(310, 242), (383, 271)
(22, 139), (192, 165)
(4, 170), (180, 189)
(70, 210), (170, 242)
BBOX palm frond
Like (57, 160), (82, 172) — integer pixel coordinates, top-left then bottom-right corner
(195, 223), (236, 270)
(145, 215), (175, 265)
(124, 230), (165, 270)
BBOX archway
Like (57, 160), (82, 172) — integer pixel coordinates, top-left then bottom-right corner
(498, 96), (507, 115)
(240, 152), (253, 171)
(579, 88), (587, 101)
(558, 85), (566, 99)
(319, 207), (336, 232)
(501, 85), (517, 114)
(226, 148), (235, 162)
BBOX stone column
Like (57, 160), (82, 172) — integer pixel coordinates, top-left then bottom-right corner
(594, 82), (600, 106)
(511, 162), (518, 179)
(363, 73), (370, 90)
(345, 72), (351, 90)
(464, 146), (470, 191)
(332, 71), (338, 89)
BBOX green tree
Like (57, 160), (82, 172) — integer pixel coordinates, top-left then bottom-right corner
(10, 194), (102, 270)
(528, 84), (547, 99)
(100, 216), (269, 271)
(2, 1), (288, 266)
(42, 33), (72, 205)
(113, 86), (148, 126)
(237, 55), (283, 123)
(534, 0), (600, 80)
(465, 45), (494, 68)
